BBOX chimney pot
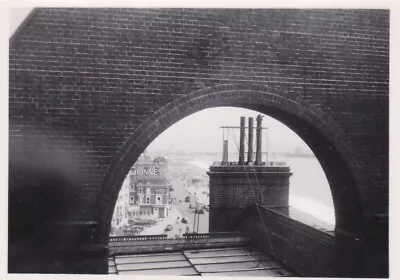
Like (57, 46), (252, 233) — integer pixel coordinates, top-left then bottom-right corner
(248, 117), (254, 164)
(255, 115), (264, 165)
(239, 116), (246, 165)
(222, 140), (229, 165)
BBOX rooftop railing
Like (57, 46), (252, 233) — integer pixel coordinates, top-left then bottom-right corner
(212, 161), (287, 167)
(109, 234), (167, 242)
(108, 232), (251, 255)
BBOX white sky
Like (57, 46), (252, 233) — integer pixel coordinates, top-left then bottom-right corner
(147, 107), (311, 154)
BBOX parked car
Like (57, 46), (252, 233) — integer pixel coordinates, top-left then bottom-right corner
(164, 224), (173, 231)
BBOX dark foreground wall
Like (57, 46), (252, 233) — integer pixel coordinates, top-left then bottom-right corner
(241, 206), (336, 277)
(241, 205), (387, 278)
(9, 9), (388, 275)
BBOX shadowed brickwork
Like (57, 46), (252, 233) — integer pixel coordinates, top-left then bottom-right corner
(208, 165), (292, 232)
(9, 9), (388, 276)
(241, 205), (337, 277)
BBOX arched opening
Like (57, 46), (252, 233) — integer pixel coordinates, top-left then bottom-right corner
(110, 107), (335, 237)
(146, 107), (335, 226)
(98, 84), (363, 245)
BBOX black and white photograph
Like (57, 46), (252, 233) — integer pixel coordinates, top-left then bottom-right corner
(6, 2), (395, 278)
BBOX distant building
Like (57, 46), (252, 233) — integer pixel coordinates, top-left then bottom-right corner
(111, 175), (130, 228)
(111, 154), (171, 233)
(129, 156), (170, 219)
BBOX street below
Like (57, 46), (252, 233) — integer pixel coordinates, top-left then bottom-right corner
(165, 176), (209, 237)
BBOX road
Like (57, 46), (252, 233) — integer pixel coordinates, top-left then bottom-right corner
(167, 176), (209, 237)
(139, 159), (210, 238)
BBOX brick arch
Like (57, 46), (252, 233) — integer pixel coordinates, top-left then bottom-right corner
(8, 8), (388, 275)
(98, 83), (362, 243)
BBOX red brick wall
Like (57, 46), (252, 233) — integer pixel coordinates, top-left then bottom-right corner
(9, 9), (388, 274)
